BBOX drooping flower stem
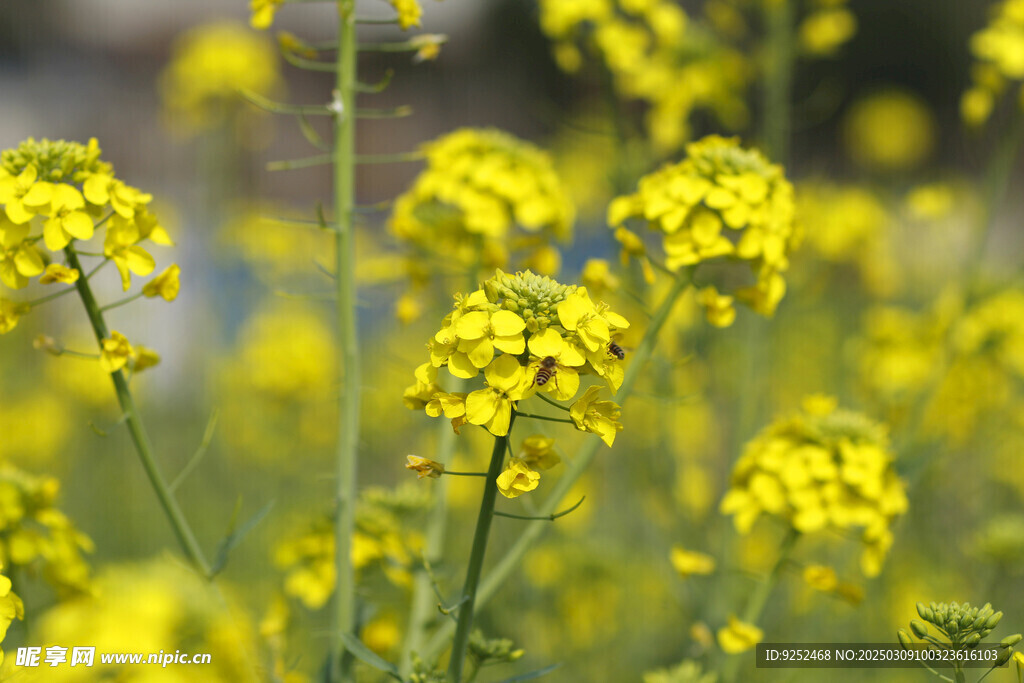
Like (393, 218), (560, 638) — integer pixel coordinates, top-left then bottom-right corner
(329, 1), (360, 681)
(447, 416), (514, 683)
(762, 0), (794, 165)
(65, 246), (212, 578)
(721, 527), (799, 683)
(423, 268), (694, 662)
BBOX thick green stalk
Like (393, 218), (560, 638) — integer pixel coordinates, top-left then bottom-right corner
(65, 247), (212, 577)
(447, 419), (513, 683)
(423, 269), (694, 662)
(329, 2), (359, 681)
(762, 0), (794, 165)
(721, 527), (799, 683)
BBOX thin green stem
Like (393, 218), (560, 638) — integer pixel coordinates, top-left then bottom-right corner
(421, 268), (694, 663)
(444, 471), (487, 477)
(536, 393), (570, 412)
(98, 291), (144, 313)
(721, 528), (799, 683)
(968, 107), (1024, 294)
(23, 285), (79, 309)
(329, 2), (359, 681)
(514, 412), (574, 425)
(762, 0), (794, 165)
(64, 246), (212, 577)
(447, 417), (513, 683)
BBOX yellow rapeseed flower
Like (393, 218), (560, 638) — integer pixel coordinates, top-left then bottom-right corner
(963, 0), (1024, 125)
(496, 460), (541, 498)
(717, 616), (763, 654)
(250, 0), (283, 30)
(720, 398), (908, 576)
(390, 0), (423, 30)
(610, 135), (798, 316)
(669, 545), (716, 577)
(142, 263), (180, 301)
(405, 455), (445, 479)
(39, 263), (79, 285)
(100, 331), (134, 373)
(570, 385), (624, 446)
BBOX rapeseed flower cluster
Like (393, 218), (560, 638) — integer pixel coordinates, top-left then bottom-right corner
(962, 0), (1024, 125)
(0, 464), (93, 597)
(160, 22), (282, 135)
(0, 138), (175, 336)
(720, 398), (908, 576)
(390, 129), (574, 320)
(609, 135), (798, 321)
(406, 270), (628, 445)
(537, 0), (748, 153)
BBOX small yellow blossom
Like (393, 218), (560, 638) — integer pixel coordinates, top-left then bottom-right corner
(391, 0), (423, 30)
(133, 346), (161, 373)
(410, 33), (445, 62)
(250, 0), (283, 30)
(717, 616), (763, 654)
(43, 184), (94, 251)
(0, 298), (20, 334)
(802, 564), (838, 592)
(362, 613), (401, 655)
(39, 263), (79, 285)
(465, 355), (530, 437)
(843, 90), (935, 170)
(0, 221), (44, 289)
(669, 546), (716, 577)
(0, 164), (53, 224)
(570, 385), (623, 446)
(580, 258), (620, 297)
(517, 435), (561, 470)
(799, 8), (857, 56)
(100, 331), (134, 373)
(497, 460), (541, 498)
(142, 263), (181, 301)
(405, 455), (445, 479)
(696, 286), (736, 328)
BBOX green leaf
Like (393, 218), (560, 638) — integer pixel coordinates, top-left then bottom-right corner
(338, 633), (403, 681)
(210, 499), (275, 577)
(496, 663), (562, 682)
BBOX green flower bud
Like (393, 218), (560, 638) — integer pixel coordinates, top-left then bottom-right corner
(965, 633), (982, 647)
(917, 602), (933, 621)
(947, 619), (959, 635)
(961, 612), (976, 629)
(1001, 634), (1022, 648)
(986, 612), (1004, 629)
(525, 317), (539, 333)
(911, 620), (930, 639)
(995, 648), (1012, 667)
(898, 629), (914, 649)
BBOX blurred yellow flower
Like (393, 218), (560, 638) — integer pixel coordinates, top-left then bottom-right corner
(141, 264), (180, 301)
(669, 546), (716, 577)
(843, 89), (936, 170)
(720, 399), (908, 576)
(160, 22), (282, 135)
(517, 435), (561, 470)
(390, 0), (423, 30)
(610, 135), (798, 316)
(99, 331), (133, 373)
(799, 7), (856, 56)
(250, 0), (283, 30)
(717, 616), (763, 654)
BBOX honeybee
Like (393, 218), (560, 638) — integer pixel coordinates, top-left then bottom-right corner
(607, 341), (626, 360)
(533, 356), (557, 386)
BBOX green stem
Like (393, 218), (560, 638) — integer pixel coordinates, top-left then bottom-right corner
(99, 291), (144, 312)
(762, 0), (794, 165)
(514, 412), (574, 424)
(968, 107), (1024, 294)
(329, 2), (359, 681)
(447, 417), (513, 683)
(422, 268), (694, 663)
(721, 527), (799, 683)
(64, 246), (212, 577)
